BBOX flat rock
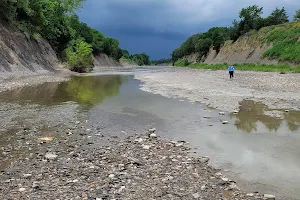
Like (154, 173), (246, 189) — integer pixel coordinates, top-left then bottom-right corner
(192, 193), (200, 199)
(264, 194), (275, 200)
(45, 153), (58, 160)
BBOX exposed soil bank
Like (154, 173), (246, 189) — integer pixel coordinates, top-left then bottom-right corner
(135, 67), (300, 113)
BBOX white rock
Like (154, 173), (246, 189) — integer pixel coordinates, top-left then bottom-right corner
(192, 193), (200, 199)
(221, 177), (229, 182)
(109, 174), (115, 178)
(215, 172), (223, 177)
(201, 185), (206, 191)
(135, 138), (143, 143)
(222, 121), (229, 124)
(19, 188), (26, 192)
(45, 153), (58, 160)
(148, 128), (156, 133)
(246, 193), (254, 197)
(149, 133), (157, 138)
(199, 156), (210, 163)
(72, 179), (78, 183)
(264, 194), (275, 200)
(142, 145), (150, 150)
(96, 198), (102, 200)
(23, 174), (32, 178)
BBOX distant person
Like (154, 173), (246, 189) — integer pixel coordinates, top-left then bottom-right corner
(228, 65), (234, 79)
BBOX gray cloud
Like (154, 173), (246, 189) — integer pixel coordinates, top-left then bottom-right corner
(77, 0), (300, 59)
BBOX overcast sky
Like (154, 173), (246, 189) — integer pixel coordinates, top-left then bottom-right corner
(77, 0), (300, 59)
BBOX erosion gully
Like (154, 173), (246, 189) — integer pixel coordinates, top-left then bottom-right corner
(0, 68), (299, 200)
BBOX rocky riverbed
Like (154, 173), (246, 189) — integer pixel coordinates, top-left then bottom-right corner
(0, 125), (272, 200)
(135, 68), (300, 113)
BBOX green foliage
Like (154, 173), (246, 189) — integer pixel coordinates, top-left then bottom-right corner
(1, 0), (130, 71)
(172, 5), (292, 62)
(262, 24), (300, 62)
(151, 58), (172, 65)
(294, 9), (300, 22)
(265, 7), (289, 26)
(174, 61), (300, 72)
(132, 53), (150, 66)
(66, 38), (93, 72)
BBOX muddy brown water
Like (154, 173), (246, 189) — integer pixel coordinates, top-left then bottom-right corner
(0, 70), (300, 200)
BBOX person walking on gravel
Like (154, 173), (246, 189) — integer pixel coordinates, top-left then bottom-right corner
(228, 65), (234, 79)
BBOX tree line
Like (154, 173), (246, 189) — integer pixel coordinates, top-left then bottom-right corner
(0, 0), (151, 72)
(122, 50), (150, 66)
(172, 5), (300, 62)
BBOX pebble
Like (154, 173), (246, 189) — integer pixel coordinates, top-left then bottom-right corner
(221, 177), (229, 182)
(192, 193), (200, 199)
(264, 194), (275, 200)
(23, 174), (32, 178)
(109, 174), (115, 178)
(246, 193), (254, 197)
(148, 128), (156, 133)
(222, 121), (229, 124)
(201, 185), (206, 191)
(199, 156), (210, 163)
(219, 112), (225, 115)
(19, 188), (26, 192)
(142, 145), (151, 150)
(45, 153), (58, 160)
(149, 133), (157, 138)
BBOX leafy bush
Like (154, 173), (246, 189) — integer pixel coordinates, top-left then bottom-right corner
(66, 39), (93, 72)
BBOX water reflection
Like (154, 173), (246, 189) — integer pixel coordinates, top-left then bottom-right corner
(231, 100), (300, 133)
(0, 75), (128, 108)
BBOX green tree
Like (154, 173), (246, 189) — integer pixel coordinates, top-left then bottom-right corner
(265, 7), (289, 26)
(66, 38), (93, 72)
(293, 9), (300, 22)
(239, 5), (263, 33)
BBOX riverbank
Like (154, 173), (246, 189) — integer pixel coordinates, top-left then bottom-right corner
(0, 126), (268, 199)
(135, 67), (300, 113)
(0, 69), (72, 93)
(174, 63), (300, 73)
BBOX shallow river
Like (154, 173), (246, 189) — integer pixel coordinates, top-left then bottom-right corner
(1, 70), (300, 200)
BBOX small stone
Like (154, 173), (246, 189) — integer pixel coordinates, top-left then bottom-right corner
(199, 156), (210, 163)
(148, 128), (156, 133)
(264, 194), (275, 200)
(23, 174), (32, 178)
(221, 177), (229, 182)
(222, 121), (229, 124)
(109, 174), (115, 178)
(96, 198), (102, 200)
(142, 145), (150, 150)
(201, 185), (206, 191)
(149, 133), (157, 138)
(135, 138), (143, 143)
(233, 110), (239, 114)
(45, 153), (58, 160)
(72, 179), (78, 183)
(19, 188), (26, 192)
(215, 172), (223, 177)
(67, 132), (73, 135)
(75, 121), (80, 124)
(246, 193), (254, 197)
(219, 112), (225, 115)
(204, 116), (211, 119)
(192, 193), (200, 199)
(285, 110), (289, 113)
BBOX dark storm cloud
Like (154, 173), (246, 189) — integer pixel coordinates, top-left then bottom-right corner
(77, 0), (300, 59)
